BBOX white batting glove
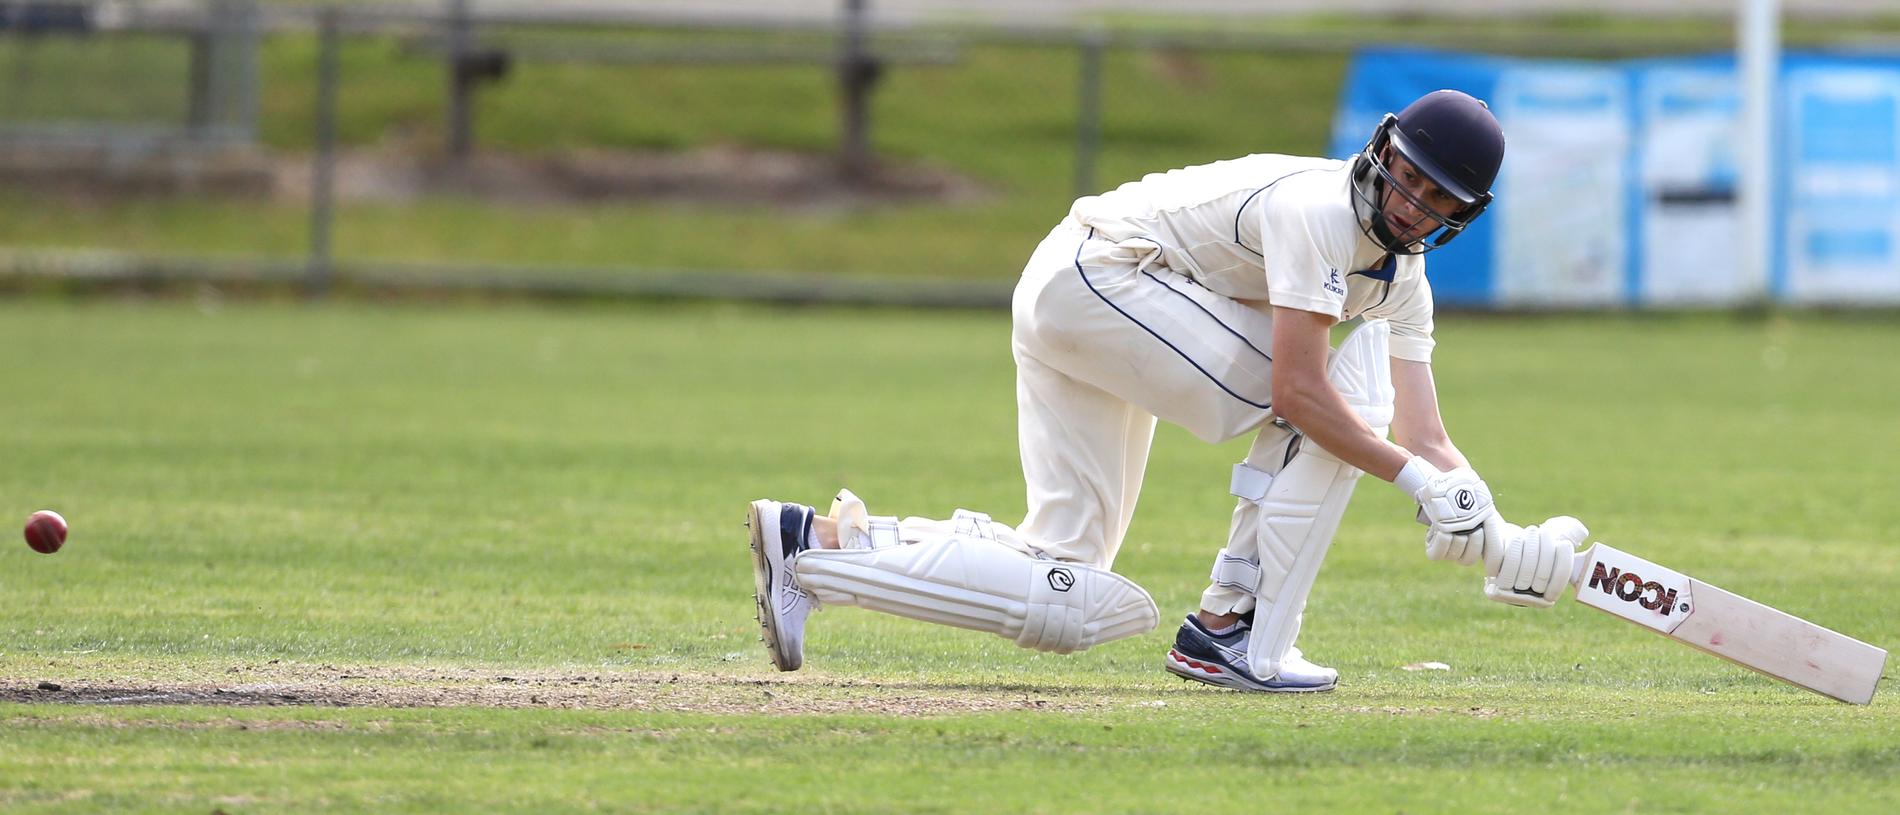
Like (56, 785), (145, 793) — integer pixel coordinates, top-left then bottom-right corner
(1483, 516), (1588, 609)
(1394, 457), (1497, 567)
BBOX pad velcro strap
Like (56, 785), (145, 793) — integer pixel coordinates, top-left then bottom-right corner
(1209, 548), (1262, 594)
(1230, 462), (1273, 503)
(952, 509), (998, 541)
(866, 516), (902, 549)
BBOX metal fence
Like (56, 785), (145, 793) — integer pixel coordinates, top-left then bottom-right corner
(0, 0), (259, 152)
(0, 1), (1835, 307)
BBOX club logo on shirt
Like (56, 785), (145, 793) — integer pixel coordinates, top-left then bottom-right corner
(1323, 268), (1346, 296)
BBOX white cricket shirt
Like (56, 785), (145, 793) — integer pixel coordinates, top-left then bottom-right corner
(1067, 153), (1437, 362)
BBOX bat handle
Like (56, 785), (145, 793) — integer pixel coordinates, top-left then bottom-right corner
(1569, 543), (1599, 587)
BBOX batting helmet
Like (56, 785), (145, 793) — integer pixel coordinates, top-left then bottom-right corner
(1352, 89), (1505, 254)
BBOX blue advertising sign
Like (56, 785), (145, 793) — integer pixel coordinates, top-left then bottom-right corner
(1336, 48), (1900, 307)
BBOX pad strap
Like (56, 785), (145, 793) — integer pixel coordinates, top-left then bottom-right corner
(862, 516), (902, 550)
(1230, 462), (1273, 503)
(1209, 548), (1262, 595)
(952, 509), (998, 541)
(831, 488), (906, 551)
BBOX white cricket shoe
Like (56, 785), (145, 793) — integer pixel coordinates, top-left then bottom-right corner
(747, 499), (816, 671)
(1163, 614), (1338, 693)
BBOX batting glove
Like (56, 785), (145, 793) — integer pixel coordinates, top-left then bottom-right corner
(1394, 457), (1498, 567)
(1483, 516), (1587, 609)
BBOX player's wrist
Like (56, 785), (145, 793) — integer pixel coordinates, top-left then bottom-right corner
(1392, 456), (1436, 498)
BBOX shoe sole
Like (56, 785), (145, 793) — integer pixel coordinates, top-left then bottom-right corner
(1164, 648), (1335, 693)
(747, 500), (802, 672)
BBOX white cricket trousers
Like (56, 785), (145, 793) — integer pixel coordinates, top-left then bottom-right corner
(1003, 219), (1280, 567)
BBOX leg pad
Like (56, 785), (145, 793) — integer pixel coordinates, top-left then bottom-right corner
(794, 537), (1158, 654)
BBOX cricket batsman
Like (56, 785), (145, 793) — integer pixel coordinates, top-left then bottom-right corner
(745, 89), (1587, 692)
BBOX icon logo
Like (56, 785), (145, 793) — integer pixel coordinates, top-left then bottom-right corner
(1455, 489), (1474, 511)
(1047, 568), (1075, 592)
(1588, 563), (1683, 616)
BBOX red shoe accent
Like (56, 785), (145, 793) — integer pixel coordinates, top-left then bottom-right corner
(1169, 650), (1226, 676)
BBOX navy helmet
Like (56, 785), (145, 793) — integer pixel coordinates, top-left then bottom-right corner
(1351, 89), (1505, 254)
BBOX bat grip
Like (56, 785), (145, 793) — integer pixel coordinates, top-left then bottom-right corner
(1569, 543), (1599, 587)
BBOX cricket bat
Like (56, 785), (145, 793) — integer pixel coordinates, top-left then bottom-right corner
(1569, 543), (1888, 705)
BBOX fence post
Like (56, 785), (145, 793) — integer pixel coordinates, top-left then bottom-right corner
(1074, 26), (1107, 200)
(308, 5), (340, 297)
(838, 0), (878, 180)
(186, 28), (212, 134)
(1738, 0), (1780, 304)
(445, 0), (474, 162)
(229, 0), (262, 145)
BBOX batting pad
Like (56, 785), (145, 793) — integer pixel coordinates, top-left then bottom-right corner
(793, 536), (1159, 654)
(1208, 320), (1395, 680)
(1328, 318), (1397, 430)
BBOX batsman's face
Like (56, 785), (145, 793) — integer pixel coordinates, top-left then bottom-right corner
(1379, 148), (1466, 244)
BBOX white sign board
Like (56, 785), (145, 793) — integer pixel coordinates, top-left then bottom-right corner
(1783, 69), (1900, 304)
(1492, 67), (1629, 307)
(1637, 69), (1750, 304)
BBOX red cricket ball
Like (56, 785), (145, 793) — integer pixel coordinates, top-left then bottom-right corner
(24, 510), (67, 554)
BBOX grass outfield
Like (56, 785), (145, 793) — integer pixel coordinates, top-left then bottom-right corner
(0, 299), (1895, 811)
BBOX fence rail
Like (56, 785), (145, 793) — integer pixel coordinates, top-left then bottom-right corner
(0, 247), (1015, 307)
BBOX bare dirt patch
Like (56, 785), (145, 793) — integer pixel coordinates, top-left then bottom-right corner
(1340, 704), (1502, 718)
(1, 663), (1154, 715)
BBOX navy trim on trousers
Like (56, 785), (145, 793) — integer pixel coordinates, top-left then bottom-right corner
(1139, 270), (1272, 362)
(1072, 228), (1272, 411)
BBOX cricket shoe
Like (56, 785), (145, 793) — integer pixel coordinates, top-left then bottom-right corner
(747, 499), (817, 671)
(1163, 614), (1338, 693)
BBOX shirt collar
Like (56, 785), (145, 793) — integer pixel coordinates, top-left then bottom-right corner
(1351, 253), (1398, 282)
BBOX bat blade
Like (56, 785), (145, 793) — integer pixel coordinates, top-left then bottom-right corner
(1570, 543), (1888, 705)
